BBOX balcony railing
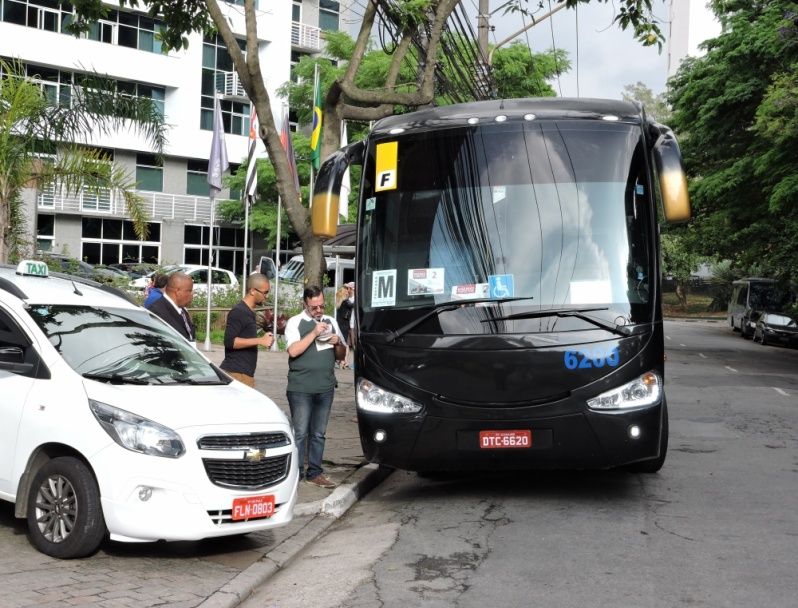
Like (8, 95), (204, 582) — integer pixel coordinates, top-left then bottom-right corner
(291, 21), (321, 51)
(38, 188), (222, 224)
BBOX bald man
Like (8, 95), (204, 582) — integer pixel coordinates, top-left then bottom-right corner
(220, 273), (274, 387)
(148, 271), (196, 343)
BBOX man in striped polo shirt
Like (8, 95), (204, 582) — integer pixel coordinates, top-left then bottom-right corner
(285, 286), (345, 489)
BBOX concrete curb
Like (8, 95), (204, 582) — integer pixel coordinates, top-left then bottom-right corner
(198, 463), (393, 608)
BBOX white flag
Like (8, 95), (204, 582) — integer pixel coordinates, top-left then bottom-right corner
(339, 121), (350, 221)
(208, 93), (229, 193)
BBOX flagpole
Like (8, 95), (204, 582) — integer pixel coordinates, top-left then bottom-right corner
(205, 90), (229, 352)
(242, 193), (250, 298)
(204, 195), (214, 352)
(271, 195), (281, 352)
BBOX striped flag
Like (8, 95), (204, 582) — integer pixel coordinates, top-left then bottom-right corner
(244, 106), (259, 200)
(279, 107), (300, 195)
(339, 120), (350, 220)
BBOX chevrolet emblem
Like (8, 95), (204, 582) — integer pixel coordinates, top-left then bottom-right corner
(244, 448), (267, 462)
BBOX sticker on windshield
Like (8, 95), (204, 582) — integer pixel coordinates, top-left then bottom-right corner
(365, 196), (376, 211)
(375, 142), (398, 192)
(371, 269), (397, 307)
(569, 280), (612, 305)
(451, 283), (489, 300)
(488, 274), (515, 298)
(492, 186), (506, 204)
(408, 268), (444, 296)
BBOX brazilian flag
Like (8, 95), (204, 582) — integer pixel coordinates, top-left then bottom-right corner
(310, 76), (323, 170)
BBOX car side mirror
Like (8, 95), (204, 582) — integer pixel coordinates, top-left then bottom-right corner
(0, 346), (34, 374)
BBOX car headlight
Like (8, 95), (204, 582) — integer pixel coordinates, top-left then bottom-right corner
(357, 379), (423, 414)
(587, 371), (662, 411)
(89, 400), (185, 458)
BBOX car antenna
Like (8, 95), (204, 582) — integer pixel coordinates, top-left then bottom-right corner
(71, 280), (83, 296)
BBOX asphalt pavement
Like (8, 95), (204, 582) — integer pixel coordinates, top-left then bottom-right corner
(0, 348), (390, 608)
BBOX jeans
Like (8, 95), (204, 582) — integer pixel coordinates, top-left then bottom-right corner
(287, 389), (335, 480)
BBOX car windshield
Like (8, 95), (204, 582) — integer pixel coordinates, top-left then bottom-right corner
(766, 314), (796, 327)
(358, 120), (655, 335)
(26, 305), (227, 385)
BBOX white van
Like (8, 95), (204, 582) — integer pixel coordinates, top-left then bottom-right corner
(0, 261), (298, 558)
(727, 278), (781, 338)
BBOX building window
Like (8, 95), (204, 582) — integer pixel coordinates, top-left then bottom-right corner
(292, 1), (301, 22)
(184, 224), (246, 274)
(319, 0), (339, 31)
(136, 153), (163, 192)
(81, 217), (160, 265)
(200, 35), (250, 136)
(36, 214), (54, 252)
(187, 159), (210, 196)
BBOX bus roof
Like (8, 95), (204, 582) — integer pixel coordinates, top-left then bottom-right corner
(371, 98), (645, 136)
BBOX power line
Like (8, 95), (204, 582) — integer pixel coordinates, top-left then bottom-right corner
(575, 2), (580, 98)
(547, 0), (563, 97)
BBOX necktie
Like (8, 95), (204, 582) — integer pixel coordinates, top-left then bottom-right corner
(180, 308), (192, 338)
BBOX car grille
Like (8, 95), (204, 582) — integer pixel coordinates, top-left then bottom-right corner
(202, 454), (290, 490)
(197, 432), (290, 450)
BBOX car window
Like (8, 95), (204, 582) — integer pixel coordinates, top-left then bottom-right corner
(212, 270), (229, 284)
(190, 269), (207, 283)
(25, 305), (225, 385)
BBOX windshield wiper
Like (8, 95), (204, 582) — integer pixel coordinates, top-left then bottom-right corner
(386, 297), (535, 342)
(482, 306), (640, 337)
(169, 377), (230, 385)
(82, 372), (150, 385)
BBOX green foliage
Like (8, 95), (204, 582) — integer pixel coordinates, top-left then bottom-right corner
(661, 230), (704, 307)
(491, 42), (569, 98)
(621, 82), (671, 123)
(667, 0), (798, 284)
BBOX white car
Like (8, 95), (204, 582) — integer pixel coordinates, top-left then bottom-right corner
(0, 260), (298, 558)
(128, 264), (239, 294)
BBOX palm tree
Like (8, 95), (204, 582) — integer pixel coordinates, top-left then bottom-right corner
(0, 59), (167, 263)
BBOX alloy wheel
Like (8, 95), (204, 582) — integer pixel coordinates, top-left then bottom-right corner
(34, 474), (78, 543)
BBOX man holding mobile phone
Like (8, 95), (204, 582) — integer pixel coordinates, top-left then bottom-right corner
(284, 286), (345, 489)
(220, 273), (274, 388)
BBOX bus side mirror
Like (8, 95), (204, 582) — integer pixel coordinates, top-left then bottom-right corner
(653, 127), (691, 224)
(311, 140), (364, 239)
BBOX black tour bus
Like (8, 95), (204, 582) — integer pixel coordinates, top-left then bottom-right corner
(311, 98), (690, 473)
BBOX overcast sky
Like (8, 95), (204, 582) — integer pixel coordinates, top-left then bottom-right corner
(471, 0), (721, 99)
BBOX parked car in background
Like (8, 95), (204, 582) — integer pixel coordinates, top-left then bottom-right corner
(753, 311), (798, 347)
(728, 278), (782, 338)
(109, 262), (158, 279)
(128, 265), (239, 295)
(39, 253), (122, 284)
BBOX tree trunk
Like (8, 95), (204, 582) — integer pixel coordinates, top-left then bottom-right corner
(0, 196), (10, 264)
(676, 282), (689, 308)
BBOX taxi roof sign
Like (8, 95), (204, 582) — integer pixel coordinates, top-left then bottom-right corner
(16, 260), (49, 277)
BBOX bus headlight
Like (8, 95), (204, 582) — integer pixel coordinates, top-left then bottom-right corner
(357, 379), (423, 414)
(587, 371), (661, 411)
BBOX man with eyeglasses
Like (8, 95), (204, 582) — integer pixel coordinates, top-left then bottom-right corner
(220, 273), (274, 388)
(284, 286), (345, 489)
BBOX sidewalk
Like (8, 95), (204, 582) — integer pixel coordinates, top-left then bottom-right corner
(197, 347), (391, 608)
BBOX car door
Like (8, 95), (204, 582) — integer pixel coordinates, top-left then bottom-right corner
(0, 305), (41, 495)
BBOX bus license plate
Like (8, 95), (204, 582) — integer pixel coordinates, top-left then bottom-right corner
(479, 430), (532, 449)
(232, 495), (275, 521)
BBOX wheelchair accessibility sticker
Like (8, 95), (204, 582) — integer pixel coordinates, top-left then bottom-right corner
(488, 274), (514, 298)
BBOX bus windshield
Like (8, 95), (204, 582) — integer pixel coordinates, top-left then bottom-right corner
(358, 120), (655, 335)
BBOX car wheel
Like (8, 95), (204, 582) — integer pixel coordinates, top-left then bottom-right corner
(626, 402), (669, 474)
(26, 457), (106, 559)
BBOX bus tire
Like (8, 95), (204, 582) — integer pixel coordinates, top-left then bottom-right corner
(626, 403), (669, 474)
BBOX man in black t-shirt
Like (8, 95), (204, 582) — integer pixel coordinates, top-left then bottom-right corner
(220, 273), (274, 387)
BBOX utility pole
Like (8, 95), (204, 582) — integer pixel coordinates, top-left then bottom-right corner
(477, 0), (491, 96)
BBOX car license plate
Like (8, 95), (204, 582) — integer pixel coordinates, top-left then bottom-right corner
(232, 495), (275, 521)
(479, 430), (531, 449)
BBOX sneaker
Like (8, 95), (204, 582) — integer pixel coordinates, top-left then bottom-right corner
(306, 474), (337, 489)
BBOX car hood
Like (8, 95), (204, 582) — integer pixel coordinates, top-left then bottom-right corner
(82, 380), (290, 430)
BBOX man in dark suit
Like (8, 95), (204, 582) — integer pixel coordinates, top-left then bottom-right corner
(148, 272), (196, 343)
